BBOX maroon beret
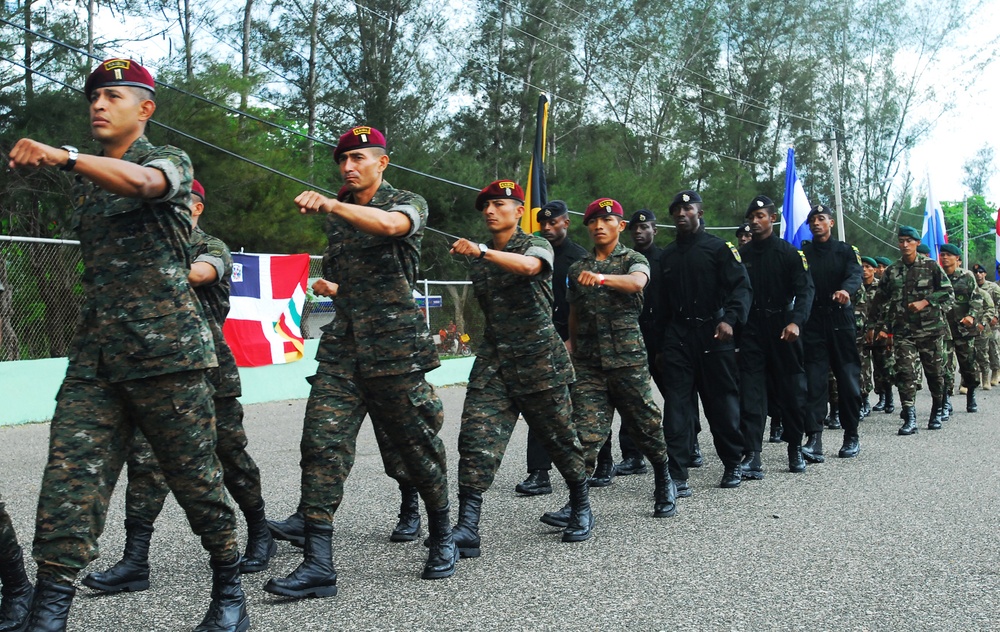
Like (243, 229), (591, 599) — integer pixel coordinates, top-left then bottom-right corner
(333, 126), (387, 161)
(191, 179), (205, 201)
(583, 198), (624, 224)
(84, 59), (155, 100)
(475, 180), (524, 211)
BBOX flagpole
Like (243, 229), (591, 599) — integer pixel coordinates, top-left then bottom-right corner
(831, 134), (845, 241)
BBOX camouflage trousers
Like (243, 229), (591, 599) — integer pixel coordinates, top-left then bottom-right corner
(858, 341), (873, 396)
(458, 378), (585, 493)
(944, 334), (978, 393)
(975, 332), (995, 377)
(991, 331), (1000, 370)
(872, 344), (894, 394)
(892, 336), (946, 406)
(299, 366), (448, 525)
(0, 494), (20, 559)
(573, 363), (667, 474)
(33, 372), (238, 584)
(124, 395), (264, 524)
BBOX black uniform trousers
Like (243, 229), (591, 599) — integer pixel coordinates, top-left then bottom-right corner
(803, 310), (862, 438)
(660, 321), (743, 482)
(739, 316), (808, 452)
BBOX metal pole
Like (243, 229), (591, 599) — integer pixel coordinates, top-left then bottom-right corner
(831, 134), (845, 241)
(963, 197), (969, 268)
(423, 278), (431, 330)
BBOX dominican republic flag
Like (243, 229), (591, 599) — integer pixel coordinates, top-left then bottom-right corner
(781, 147), (812, 248)
(223, 253), (310, 367)
(921, 177), (948, 261)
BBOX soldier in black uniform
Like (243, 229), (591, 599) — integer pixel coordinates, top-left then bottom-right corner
(516, 200), (589, 496)
(658, 191), (751, 496)
(738, 196), (815, 476)
(735, 223), (753, 247)
(800, 205), (863, 462)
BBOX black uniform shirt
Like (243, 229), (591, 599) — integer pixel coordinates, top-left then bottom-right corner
(739, 232), (815, 333)
(551, 237), (588, 341)
(802, 238), (862, 328)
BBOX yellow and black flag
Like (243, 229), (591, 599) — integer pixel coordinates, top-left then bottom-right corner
(520, 93), (549, 235)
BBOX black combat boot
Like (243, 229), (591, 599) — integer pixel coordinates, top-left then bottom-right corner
(422, 505), (458, 580)
(562, 481), (594, 543)
(883, 390), (895, 414)
(389, 486), (421, 542)
(941, 393), (953, 422)
(239, 502), (277, 574)
(928, 398), (943, 430)
(674, 479), (692, 498)
(800, 431), (825, 464)
(719, 466), (741, 489)
(194, 557), (249, 632)
(267, 511), (305, 548)
(652, 462), (677, 518)
(839, 434), (860, 458)
(451, 488), (483, 558)
(588, 456), (615, 488)
(514, 470), (552, 496)
(824, 408), (842, 430)
(0, 545), (32, 632)
(768, 417), (784, 443)
(263, 522), (338, 598)
(788, 443), (806, 473)
(872, 392), (887, 412)
(690, 441), (704, 468)
(539, 502), (571, 528)
(738, 452), (764, 480)
(898, 406), (917, 435)
(82, 518), (153, 593)
(614, 456), (647, 476)
(22, 580), (74, 632)
(967, 385), (979, 412)
(860, 395), (871, 418)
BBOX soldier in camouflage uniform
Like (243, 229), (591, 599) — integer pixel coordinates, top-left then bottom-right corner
(939, 244), (985, 414)
(263, 126), (457, 599)
(8, 59), (247, 632)
(543, 198), (676, 522)
(82, 180), (275, 597)
(868, 226), (954, 435)
(855, 257), (879, 415)
(448, 180), (592, 553)
(973, 264), (1000, 386)
(870, 256), (896, 413)
(0, 284), (34, 632)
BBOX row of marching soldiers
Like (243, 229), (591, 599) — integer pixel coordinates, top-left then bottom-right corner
(0, 53), (991, 632)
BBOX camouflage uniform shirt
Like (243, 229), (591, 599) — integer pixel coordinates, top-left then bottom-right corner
(316, 180), (439, 378)
(468, 227), (574, 396)
(567, 242), (649, 369)
(66, 135), (216, 382)
(870, 256), (954, 338)
(190, 226), (241, 397)
(946, 268), (985, 339)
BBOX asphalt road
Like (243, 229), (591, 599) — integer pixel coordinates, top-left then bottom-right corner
(1, 385), (998, 631)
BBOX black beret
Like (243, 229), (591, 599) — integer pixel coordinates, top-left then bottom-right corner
(745, 195), (775, 217)
(629, 209), (656, 225)
(668, 190), (701, 212)
(536, 200), (569, 222)
(735, 223), (751, 237)
(807, 204), (833, 220)
(973, 264), (988, 273)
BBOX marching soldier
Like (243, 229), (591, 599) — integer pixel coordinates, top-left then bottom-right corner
(265, 126), (457, 598)
(543, 198), (676, 524)
(870, 256), (896, 413)
(738, 196), (815, 474)
(8, 59), (247, 631)
(972, 263), (1000, 387)
(939, 244), (984, 413)
(800, 206), (863, 462)
(449, 181), (594, 554)
(868, 226), (954, 434)
(857, 256), (879, 416)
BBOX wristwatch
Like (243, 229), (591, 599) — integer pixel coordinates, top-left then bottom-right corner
(477, 243), (488, 259)
(60, 145), (78, 172)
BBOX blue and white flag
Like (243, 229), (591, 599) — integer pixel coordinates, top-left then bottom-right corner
(921, 177), (948, 261)
(781, 147), (812, 247)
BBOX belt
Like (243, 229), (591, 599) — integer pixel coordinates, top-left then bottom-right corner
(674, 307), (725, 324)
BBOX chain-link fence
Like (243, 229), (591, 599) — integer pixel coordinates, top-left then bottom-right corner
(0, 236), (84, 362)
(1, 239), (482, 361)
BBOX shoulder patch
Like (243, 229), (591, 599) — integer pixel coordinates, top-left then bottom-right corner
(798, 250), (809, 271)
(726, 241), (742, 263)
(852, 245), (862, 266)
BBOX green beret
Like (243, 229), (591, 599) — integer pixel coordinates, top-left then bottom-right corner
(898, 225), (921, 240)
(939, 243), (961, 257)
(916, 243), (930, 254)
(860, 256), (878, 267)
(875, 256), (892, 266)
